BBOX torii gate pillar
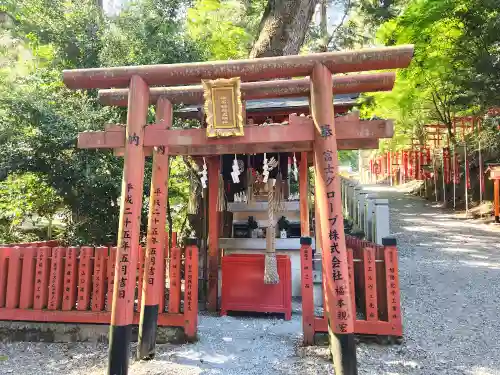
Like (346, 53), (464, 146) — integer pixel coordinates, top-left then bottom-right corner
(108, 76), (149, 375)
(310, 63), (358, 374)
(137, 97), (172, 360)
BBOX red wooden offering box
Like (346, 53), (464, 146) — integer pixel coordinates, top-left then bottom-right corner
(221, 254), (292, 320)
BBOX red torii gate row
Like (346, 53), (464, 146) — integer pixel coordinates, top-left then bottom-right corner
(63, 44), (414, 375)
(373, 117), (485, 209)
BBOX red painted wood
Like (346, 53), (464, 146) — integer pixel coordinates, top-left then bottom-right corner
(48, 247), (65, 310)
(347, 248), (356, 321)
(385, 245), (403, 330)
(184, 244), (199, 340)
(6, 248), (21, 308)
(314, 317), (328, 332)
(105, 138), (377, 157)
(137, 245), (145, 311)
(107, 247), (117, 311)
(375, 246), (388, 320)
(98, 72), (396, 106)
(311, 64), (354, 334)
(141, 97), (171, 315)
(159, 251), (166, 314)
(207, 156), (220, 312)
(363, 247), (378, 321)
(78, 116), (391, 154)
(0, 309), (184, 327)
(62, 247), (78, 310)
(33, 247), (51, 310)
(77, 247), (93, 311)
(300, 243), (315, 345)
(495, 180), (500, 219)
(314, 317), (402, 336)
(157, 313), (184, 327)
(63, 45), (413, 89)
(111, 75), (149, 327)
(168, 246), (181, 313)
(352, 243), (365, 311)
(355, 320), (402, 336)
(221, 254), (292, 320)
(0, 248), (10, 307)
(19, 247), (37, 309)
(92, 247), (107, 312)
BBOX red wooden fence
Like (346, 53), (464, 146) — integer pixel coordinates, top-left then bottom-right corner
(0, 243), (198, 340)
(300, 235), (402, 344)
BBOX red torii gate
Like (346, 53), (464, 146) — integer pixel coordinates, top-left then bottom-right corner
(63, 44), (414, 375)
(424, 118), (479, 209)
(82, 73), (396, 326)
(87, 73), (396, 326)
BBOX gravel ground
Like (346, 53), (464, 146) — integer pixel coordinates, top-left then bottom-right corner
(1, 185), (500, 374)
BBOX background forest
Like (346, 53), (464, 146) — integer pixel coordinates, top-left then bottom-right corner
(0, 0), (499, 244)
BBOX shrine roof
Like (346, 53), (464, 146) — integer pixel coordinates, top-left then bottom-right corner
(175, 94), (359, 115)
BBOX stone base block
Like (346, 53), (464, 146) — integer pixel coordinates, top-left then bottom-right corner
(0, 322), (185, 344)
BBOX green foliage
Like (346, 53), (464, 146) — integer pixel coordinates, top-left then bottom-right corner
(339, 151), (358, 170)
(357, 0), (410, 27)
(359, 0), (500, 159)
(186, 0), (266, 60)
(0, 0), (207, 245)
(0, 68), (123, 244)
(0, 172), (63, 242)
(3, 0), (104, 69)
(100, 0), (204, 66)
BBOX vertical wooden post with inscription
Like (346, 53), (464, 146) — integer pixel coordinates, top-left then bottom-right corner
(108, 75), (149, 375)
(207, 156), (220, 312)
(137, 97), (172, 360)
(184, 238), (200, 340)
(310, 63), (357, 374)
(300, 236), (314, 345)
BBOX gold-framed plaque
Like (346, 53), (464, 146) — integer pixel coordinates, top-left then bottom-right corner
(202, 77), (244, 138)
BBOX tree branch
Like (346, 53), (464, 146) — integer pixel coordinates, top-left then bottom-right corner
(326, 0), (351, 47)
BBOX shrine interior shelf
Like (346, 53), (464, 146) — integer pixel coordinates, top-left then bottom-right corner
(219, 238), (316, 251)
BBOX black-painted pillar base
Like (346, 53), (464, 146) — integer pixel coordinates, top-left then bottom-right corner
(137, 304), (159, 360)
(329, 330), (358, 375)
(495, 216), (500, 224)
(108, 325), (132, 375)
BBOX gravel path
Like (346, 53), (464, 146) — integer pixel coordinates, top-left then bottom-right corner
(1, 185), (500, 374)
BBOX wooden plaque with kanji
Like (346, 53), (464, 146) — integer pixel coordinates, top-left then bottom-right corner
(203, 77), (243, 138)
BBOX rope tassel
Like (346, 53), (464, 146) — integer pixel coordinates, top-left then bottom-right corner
(264, 177), (280, 284)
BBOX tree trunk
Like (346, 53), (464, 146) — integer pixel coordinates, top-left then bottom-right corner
(250, 0), (318, 58)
